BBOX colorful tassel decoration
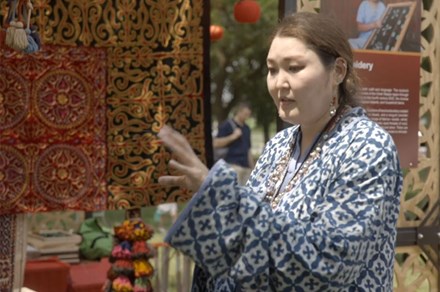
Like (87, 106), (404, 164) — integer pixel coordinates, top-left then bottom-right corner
(103, 211), (156, 292)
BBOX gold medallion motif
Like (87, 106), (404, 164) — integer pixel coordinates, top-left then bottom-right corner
(33, 70), (92, 130)
(56, 168), (69, 180)
(56, 93), (69, 106)
(34, 144), (91, 204)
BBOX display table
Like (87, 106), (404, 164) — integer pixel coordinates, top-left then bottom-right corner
(24, 258), (111, 292)
(24, 258), (70, 292)
(67, 258), (111, 292)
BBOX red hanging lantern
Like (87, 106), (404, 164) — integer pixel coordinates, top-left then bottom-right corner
(234, 0), (261, 24)
(210, 25), (224, 41)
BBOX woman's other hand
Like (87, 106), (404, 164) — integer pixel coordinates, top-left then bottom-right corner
(374, 19), (382, 29)
(158, 125), (209, 192)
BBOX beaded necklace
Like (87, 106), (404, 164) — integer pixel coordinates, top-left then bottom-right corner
(265, 106), (347, 209)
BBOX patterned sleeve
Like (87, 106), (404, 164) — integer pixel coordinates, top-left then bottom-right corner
(165, 126), (402, 290)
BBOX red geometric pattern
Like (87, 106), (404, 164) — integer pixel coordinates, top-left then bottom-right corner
(0, 145), (28, 207)
(0, 67), (29, 130)
(33, 144), (92, 204)
(0, 0), (208, 211)
(0, 45), (107, 214)
(33, 70), (93, 129)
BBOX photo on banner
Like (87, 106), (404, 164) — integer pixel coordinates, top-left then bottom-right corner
(321, 0), (422, 168)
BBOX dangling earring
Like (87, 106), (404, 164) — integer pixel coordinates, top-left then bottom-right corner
(329, 96), (337, 116)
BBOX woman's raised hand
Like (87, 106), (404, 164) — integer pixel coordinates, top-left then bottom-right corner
(158, 125), (209, 192)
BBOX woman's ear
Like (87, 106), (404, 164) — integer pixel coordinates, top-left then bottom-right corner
(334, 57), (347, 85)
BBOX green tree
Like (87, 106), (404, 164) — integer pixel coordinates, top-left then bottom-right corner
(210, 0), (279, 142)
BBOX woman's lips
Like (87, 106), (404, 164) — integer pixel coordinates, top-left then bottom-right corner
(280, 98), (295, 103)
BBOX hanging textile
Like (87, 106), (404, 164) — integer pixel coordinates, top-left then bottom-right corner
(0, 45), (108, 214)
(0, 0), (209, 211)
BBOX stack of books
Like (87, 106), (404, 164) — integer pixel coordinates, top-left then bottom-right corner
(27, 230), (82, 264)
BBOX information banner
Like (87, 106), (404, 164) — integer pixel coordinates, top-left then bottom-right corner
(354, 51), (420, 167)
(322, 0), (421, 168)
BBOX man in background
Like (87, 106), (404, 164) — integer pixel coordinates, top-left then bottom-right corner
(213, 102), (254, 185)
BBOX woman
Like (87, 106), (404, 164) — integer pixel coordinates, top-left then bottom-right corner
(158, 12), (402, 291)
(349, 0), (387, 49)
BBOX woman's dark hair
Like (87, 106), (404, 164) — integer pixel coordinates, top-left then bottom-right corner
(270, 12), (360, 107)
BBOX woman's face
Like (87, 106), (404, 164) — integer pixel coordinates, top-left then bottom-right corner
(266, 36), (339, 129)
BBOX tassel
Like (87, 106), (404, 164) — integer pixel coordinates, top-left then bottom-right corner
(30, 25), (41, 47)
(11, 0), (28, 50)
(24, 0), (39, 54)
(5, 24), (16, 47)
(5, 0), (29, 51)
(9, 19), (28, 50)
(5, 0), (18, 48)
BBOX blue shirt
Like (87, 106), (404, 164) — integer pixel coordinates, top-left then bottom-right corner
(217, 119), (251, 167)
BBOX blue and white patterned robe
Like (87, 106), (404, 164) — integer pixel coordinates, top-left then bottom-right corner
(165, 107), (402, 291)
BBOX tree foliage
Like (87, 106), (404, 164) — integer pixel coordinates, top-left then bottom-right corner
(210, 0), (279, 141)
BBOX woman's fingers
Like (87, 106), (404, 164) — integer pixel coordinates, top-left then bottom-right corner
(158, 125), (195, 163)
(158, 125), (210, 192)
(168, 159), (188, 174)
(158, 175), (186, 188)
(160, 159), (207, 191)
